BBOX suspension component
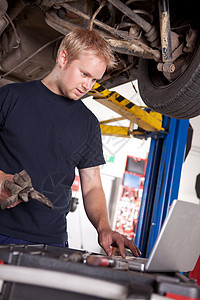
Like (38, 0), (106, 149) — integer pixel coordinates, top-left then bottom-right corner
(0, 1), (25, 36)
(46, 2), (160, 60)
(107, 0), (160, 47)
(158, 0), (176, 75)
(118, 0), (154, 35)
(159, 0), (172, 62)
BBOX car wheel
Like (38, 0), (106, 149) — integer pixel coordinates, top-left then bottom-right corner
(138, 42), (200, 119)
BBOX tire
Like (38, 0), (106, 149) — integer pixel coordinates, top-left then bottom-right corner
(138, 42), (200, 119)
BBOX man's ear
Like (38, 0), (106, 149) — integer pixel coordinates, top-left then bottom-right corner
(57, 49), (68, 67)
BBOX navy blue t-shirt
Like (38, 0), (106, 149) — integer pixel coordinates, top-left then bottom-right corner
(0, 80), (105, 244)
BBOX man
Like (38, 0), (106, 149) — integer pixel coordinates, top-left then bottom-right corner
(0, 28), (141, 258)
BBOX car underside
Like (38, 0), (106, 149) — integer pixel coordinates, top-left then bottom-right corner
(0, 0), (199, 118)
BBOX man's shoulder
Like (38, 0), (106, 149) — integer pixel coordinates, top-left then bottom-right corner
(79, 99), (99, 124)
(0, 80), (39, 96)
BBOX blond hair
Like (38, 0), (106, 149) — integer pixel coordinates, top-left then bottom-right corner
(57, 29), (116, 70)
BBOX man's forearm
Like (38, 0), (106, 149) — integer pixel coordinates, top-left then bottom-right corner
(83, 186), (111, 233)
(79, 166), (142, 257)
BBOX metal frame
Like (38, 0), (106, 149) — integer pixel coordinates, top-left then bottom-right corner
(89, 82), (165, 136)
(135, 116), (189, 257)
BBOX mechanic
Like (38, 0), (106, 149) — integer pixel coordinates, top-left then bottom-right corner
(0, 28), (141, 258)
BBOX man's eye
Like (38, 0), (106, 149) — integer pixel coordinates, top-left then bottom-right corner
(81, 72), (87, 77)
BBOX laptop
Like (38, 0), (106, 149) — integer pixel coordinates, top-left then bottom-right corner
(125, 199), (200, 272)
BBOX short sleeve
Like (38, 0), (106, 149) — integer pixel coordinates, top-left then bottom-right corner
(76, 121), (105, 169)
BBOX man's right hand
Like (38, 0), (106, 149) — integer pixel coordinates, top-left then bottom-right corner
(0, 170), (53, 210)
(0, 171), (21, 208)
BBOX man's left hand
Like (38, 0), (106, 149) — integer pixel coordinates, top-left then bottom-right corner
(98, 229), (141, 258)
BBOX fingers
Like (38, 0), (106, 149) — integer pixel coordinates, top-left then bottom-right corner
(13, 173), (26, 187)
(16, 170), (53, 209)
(117, 243), (126, 259)
(18, 170), (32, 186)
(1, 170), (32, 209)
(4, 180), (22, 194)
(99, 231), (126, 258)
(7, 199), (23, 209)
(103, 231), (141, 258)
(19, 191), (29, 202)
(134, 243), (141, 256)
(98, 230), (113, 257)
(30, 190), (54, 209)
(0, 194), (19, 210)
(110, 234), (126, 258)
(4, 169), (31, 193)
(103, 245), (112, 257)
(123, 237), (141, 257)
(13, 170), (32, 188)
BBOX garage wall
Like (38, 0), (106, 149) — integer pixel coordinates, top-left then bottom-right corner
(178, 116), (200, 204)
(67, 134), (150, 253)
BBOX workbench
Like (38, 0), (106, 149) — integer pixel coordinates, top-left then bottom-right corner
(0, 244), (199, 300)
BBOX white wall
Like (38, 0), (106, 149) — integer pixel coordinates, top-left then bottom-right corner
(178, 116), (200, 204)
(67, 134), (150, 253)
(67, 173), (117, 253)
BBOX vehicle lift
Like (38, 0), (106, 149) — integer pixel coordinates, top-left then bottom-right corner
(89, 82), (189, 258)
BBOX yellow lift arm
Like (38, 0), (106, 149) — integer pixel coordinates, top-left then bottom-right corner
(89, 82), (165, 138)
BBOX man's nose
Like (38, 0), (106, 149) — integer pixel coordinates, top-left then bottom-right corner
(82, 78), (94, 90)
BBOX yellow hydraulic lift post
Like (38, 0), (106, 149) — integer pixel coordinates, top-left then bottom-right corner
(89, 82), (165, 139)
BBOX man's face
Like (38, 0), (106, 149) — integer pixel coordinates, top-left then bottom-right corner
(57, 52), (107, 100)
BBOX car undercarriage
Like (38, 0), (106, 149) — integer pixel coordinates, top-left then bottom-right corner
(0, 0), (199, 118)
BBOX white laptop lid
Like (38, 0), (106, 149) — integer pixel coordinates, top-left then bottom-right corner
(146, 200), (200, 272)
